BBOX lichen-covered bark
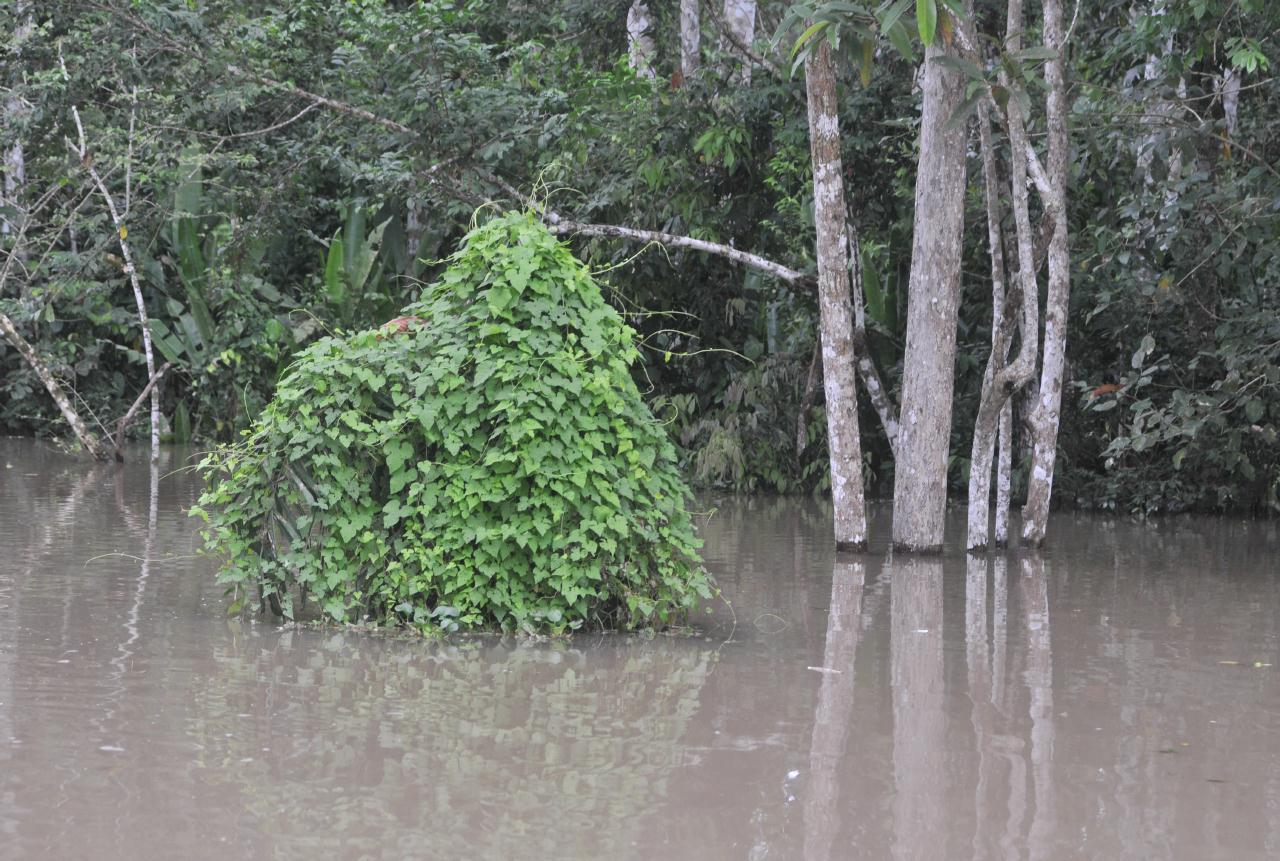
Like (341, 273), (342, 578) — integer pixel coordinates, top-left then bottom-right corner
(722, 0), (757, 83)
(967, 106), (1010, 552)
(1021, 0), (1071, 546)
(680, 0), (700, 79)
(891, 35), (969, 553)
(2, 3), (32, 240)
(82, 154), (161, 460)
(626, 1), (656, 79)
(804, 39), (867, 550)
(994, 401), (1012, 544)
(966, 1), (1041, 552)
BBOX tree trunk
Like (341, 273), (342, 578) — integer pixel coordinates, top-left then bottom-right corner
(1021, 0), (1071, 546)
(805, 38), (868, 550)
(966, 1), (1041, 552)
(721, 0), (757, 84)
(71, 105), (163, 462)
(1, 141), (23, 238)
(404, 199), (423, 277)
(967, 105), (1010, 552)
(680, 0), (701, 79)
(994, 399), (1013, 544)
(626, 1), (656, 79)
(0, 310), (110, 460)
(1221, 66), (1240, 138)
(2, 2), (32, 240)
(891, 34), (969, 553)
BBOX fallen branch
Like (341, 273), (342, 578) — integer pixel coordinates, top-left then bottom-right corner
(0, 181), (110, 460)
(0, 311), (110, 460)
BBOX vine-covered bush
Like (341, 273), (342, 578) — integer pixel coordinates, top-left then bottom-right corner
(193, 212), (711, 632)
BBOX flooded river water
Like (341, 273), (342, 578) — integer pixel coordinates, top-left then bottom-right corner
(2, 438), (1279, 859)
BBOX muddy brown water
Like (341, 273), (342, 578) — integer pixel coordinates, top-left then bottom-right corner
(2, 439), (1279, 860)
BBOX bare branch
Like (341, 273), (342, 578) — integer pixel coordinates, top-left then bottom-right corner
(114, 363), (171, 461)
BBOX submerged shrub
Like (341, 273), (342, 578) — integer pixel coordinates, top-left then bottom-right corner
(194, 212), (711, 632)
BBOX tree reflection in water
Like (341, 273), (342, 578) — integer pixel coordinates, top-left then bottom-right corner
(189, 634), (712, 858)
(803, 554), (866, 861)
(890, 554), (946, 861)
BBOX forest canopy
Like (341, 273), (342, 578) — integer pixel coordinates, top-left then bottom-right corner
(2, 0), (1277, 525)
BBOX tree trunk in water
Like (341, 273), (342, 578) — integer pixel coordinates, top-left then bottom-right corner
(0, 311), (110, 460)
(967, 106), (1010, 552)
(805, 39), (867, 550)
(722, 0), (757, 84)
(1021, 0), (1071, 546)
(966, 2), (1041, 552)
(626, 1), (656, 79)
(680, 0), (700, 79)
(891, 36), (968, 553)
(994, 400), (1013, 544)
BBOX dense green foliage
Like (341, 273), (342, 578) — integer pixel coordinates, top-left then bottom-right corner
(2, 0), (1277, 516)
(193, 213), (710, 632)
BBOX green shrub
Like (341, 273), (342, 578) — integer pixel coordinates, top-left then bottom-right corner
(193, 212), (711, 633)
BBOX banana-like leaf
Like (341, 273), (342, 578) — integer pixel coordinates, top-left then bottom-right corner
(917, 0), (937, 47)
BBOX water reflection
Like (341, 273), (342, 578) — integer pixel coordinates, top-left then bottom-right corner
(188, 634), (713, 858)
(803, 555), (865, 861)
(5, 439), (1280, 859)
(890, 554), (946, 861)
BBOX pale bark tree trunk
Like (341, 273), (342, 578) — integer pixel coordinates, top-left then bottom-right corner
(680, 0), (701, 79)
(805, 38), (868, 550)
(404, 199), (423, 277)
(721, 0), (757, 84)
(891, 31), (969, 553)
(2, 2), (32, 240)
(804, 557), (866, 861)
(69, 101), (162, 461)
(966, 1), (1041, 551)
(626, 1), (656, 79)
(968, 107), (1010, 551)
(1221, 67), (1240, 138)
(1, 140), (23, 239)
(994, 400), (1013, 544)
(1020, 0), (1071, 546)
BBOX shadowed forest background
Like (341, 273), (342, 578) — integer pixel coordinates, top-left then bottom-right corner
(2, 0), (1277, 519)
